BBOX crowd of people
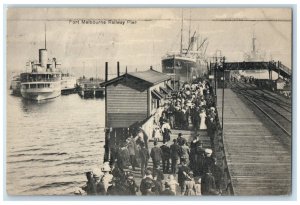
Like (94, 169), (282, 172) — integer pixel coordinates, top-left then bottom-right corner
(80, 79), (222, 196)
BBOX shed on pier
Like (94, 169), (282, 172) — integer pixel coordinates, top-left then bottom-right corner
(100, 68), (171, 162)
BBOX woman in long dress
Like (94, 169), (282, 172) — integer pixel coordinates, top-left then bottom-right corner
(199, 110), (207, 130)
(183, 172), (196, 196)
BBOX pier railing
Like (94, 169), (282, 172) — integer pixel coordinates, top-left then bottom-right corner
(140, 107), (164, 142)
(214, 107), (235, 195)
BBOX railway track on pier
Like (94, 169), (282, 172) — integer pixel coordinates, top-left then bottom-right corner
(229, 82), (292, 137)
(216, 88), (291, 195)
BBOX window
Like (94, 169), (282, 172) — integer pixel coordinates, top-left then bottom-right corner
(30, 84), (37, 89)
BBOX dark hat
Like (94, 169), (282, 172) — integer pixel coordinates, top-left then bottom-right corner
(145, 169), (152, 176)
(145, 181), (152, 189)
(153, 141), (158, 146)
(178, 133), (182, 137)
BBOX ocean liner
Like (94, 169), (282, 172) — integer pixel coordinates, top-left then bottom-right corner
(162, 14), (208, 89)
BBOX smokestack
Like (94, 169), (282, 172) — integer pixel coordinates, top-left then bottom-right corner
(105, 62), (108, 82)
(117, 61), (120, 77)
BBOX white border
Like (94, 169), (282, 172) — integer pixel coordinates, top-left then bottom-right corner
(1, 1), (299, 205)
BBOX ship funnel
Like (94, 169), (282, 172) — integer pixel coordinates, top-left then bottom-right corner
(39, 49), (48, 68)
(190, 36), (197, 51)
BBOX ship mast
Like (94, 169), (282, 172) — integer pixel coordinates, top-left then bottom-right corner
(252, 31), (256, 53)
(44, 23), (47, 49)
(180, 9), (183, 55)
(188, 9), (191, 46)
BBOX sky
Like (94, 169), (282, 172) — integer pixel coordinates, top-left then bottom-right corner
(6, 8), (292, 79)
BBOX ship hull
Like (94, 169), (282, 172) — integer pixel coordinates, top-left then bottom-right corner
(21, 82), (61, 101)
(162, 56), (207, 83)
(21, 89), (61, 101)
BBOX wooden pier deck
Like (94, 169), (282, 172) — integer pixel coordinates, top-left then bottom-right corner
(217, 88), (291, 195)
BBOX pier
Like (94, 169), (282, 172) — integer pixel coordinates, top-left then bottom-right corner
(216, 82), (291, 195)
(77, 78), (105, 98)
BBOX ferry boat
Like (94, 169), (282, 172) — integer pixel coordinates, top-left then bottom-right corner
(20, 28), (61, 101)
(20, 58), (61, 101)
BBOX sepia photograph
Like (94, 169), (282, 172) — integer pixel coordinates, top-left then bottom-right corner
(5, 6), (293, 197)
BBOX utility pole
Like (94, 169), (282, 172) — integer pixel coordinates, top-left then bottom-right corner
(222, 56), (226, 134)
(173, 55), (176, 89)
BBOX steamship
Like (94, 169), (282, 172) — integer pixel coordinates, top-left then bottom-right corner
(162, 14), (208, 88)
(20, 30), (61, 101)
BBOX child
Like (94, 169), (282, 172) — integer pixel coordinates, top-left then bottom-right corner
(194, 176), (202, 196)
(168, 174), (179, 195)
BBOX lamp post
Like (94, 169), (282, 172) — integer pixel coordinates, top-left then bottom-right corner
(222, 56), (226, 134)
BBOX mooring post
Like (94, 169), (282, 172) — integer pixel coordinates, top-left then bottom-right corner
(105, 62), (108, 82)
(117, 61), (120, 77)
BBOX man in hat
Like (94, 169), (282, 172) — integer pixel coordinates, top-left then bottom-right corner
(177, 158), (190, 195)
(139, 141), (150, 177)
(82, 171), (97, 195)
(177, 133), (186, 146)
(125, 172), (139, 195)
(161, 120), (171, 143)
(203, 149), (215, 174)
(92, 168), (105, 195)
(127, 135), (137, 171)
(160, 182), (175, 196)
(144, 181), (156, 196)
(170, 139), (181, 174)
(201, 168), (218, 195)
(179, 142), (190, 164)
(106, 177), (119, 195)
(150, 141), (163, 171)
(160, 142), (171, 174)
(140, 169), (155, 195)
(101, 162), (113, 193)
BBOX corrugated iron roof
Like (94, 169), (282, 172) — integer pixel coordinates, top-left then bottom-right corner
(128, 69), (170, 85)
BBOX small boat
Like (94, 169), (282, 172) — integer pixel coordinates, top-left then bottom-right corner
(10, 75), (21, 96)
(61, 73), (77, 95)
